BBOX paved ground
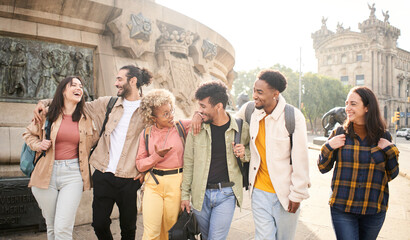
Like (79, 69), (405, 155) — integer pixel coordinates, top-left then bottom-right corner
(2, 135), (410, 240)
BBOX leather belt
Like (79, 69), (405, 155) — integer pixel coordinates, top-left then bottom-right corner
(152, 168), (183, 176)
(206, 182), (235, 189)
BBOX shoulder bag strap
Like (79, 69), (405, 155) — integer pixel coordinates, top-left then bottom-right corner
(175, 120), (187, 147)
(234, 118), (245, 174)
(89, 96), (118, 158)
(284, 104), (295, 165)
(143, 126), (159, 184)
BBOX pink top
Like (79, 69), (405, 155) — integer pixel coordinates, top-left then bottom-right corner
(54, 115), (80, 160)
(136, 120), (191, 172)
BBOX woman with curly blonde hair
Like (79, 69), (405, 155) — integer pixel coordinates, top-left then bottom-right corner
(136, 89), (191, 240)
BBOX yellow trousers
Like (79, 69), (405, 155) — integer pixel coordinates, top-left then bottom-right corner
(142, 170), (183, 240)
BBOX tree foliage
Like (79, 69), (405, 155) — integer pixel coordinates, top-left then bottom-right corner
(231, 66), (350, 131)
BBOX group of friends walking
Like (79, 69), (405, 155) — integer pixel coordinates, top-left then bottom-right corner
(24, 65), (399, 240)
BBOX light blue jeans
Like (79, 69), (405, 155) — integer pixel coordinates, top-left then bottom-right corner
(32, 159), (83, 240)
(252, 188), (300, 240)
(193, 187), (236, 240)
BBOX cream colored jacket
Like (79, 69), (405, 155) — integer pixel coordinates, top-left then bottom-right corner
(236, 94), (310, 209)
(23, 113), (97, 190)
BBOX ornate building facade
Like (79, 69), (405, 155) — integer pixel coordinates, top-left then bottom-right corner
(0, 0), (235, 227)
(312, 4), (410, 128)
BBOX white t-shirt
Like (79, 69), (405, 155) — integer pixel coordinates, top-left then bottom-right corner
(106, 99), (140, 173)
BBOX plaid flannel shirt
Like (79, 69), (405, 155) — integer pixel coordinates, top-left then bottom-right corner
(318, 129), (399, 215)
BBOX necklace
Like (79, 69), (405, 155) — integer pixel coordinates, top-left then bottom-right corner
(161, 127), (171, 148)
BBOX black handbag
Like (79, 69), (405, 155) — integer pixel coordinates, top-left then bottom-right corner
(169, 209), (201, 240)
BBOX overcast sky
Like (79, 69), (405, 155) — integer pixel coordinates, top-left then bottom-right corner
(156, 0), (410, 74)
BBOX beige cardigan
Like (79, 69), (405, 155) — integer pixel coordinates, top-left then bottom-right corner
(23, 113), (98, 191)
(236, 94), (310, 209)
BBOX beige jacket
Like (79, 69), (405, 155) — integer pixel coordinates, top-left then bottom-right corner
(236, 94), (310, 209)
(23, 113), (97, 190)
(42, 96), (145, 178)
(83, 96), (145, 178)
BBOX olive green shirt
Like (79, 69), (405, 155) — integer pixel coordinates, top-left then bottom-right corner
(181, 112), (250, 211)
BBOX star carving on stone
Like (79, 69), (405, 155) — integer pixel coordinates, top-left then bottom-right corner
(127, 13), (152, 41)
(202, 39), (217, 61)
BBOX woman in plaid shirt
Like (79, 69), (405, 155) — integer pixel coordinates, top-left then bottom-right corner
(318, 86), (399, 240)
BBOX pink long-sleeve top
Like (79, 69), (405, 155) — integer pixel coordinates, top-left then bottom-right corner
(136, 120), (191, 172)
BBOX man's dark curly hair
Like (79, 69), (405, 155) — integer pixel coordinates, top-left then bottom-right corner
(257, 69), (287, 93)
(195, 80), (229, 109)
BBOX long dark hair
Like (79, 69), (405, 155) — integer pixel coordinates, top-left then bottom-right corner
(343, 86), (386, 145)
(47, 76), (85, 123)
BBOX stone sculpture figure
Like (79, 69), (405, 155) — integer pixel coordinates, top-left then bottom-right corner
(74, 51), (91, 100)
(321, 107), (347, 137)
(368, 3), (376, 18)
(321, 17), (328, 27)
(0, 41), (12, 96)
(9, 43), (27, 97)
(337, 22), (344, 33)
(382, 10), (389, 24)
(35, 51), (52, 97)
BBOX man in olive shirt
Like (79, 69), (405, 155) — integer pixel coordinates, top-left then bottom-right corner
(181, 81), (250, 240)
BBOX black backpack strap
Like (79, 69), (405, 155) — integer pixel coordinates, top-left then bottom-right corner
(335, 126), (345, 136)
(89, 97), (118, 158)
(284, 104), (295, 165)
(143, 126), (159, 185)
(45, 119), (52, 140)
(100, 97), (118, 138)
(234, 118), (245, 174)
(382, 131), (392, 141)
(144, 126), (151, 154)
(175, 120), (187, 146)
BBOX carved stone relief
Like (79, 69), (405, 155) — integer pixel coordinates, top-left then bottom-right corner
(0, 37), (94, 102)
(155, 21), (199, 116)
(202, 39), (217, 61)
(127, 13), (152, 42)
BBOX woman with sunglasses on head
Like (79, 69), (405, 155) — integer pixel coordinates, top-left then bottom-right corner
(23, 76), (97, 240)
(318, 86), (399, 240)
(136, 89), (193, 240)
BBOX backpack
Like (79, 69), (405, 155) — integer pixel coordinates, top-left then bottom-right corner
(143, 120), (187, 184)
(235, 101), (296, 190)
(168, 209), (200, 240)
(20, 119), (52, 177)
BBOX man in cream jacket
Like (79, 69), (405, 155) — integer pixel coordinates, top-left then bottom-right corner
(236, 69), (310, 240)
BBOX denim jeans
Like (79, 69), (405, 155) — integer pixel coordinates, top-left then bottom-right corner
(331, 207), (386, 240)
(32, 159), (83, 240)
(251, 188), (300, 240)
(193, 187), (236, 240)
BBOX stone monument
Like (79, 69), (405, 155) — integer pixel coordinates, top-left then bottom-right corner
(0, 0), (235, 231)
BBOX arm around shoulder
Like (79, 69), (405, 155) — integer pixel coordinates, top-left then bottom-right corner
(83, 96), (112, 121)
(181, 131), (195, 201)
(22, 119), (44, 152)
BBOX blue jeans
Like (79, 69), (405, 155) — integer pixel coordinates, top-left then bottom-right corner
(32, 159), (83, 240)
(252, 188), (300, 240)
(331, 207), (386, 240)
(193, 187), (236, 240)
